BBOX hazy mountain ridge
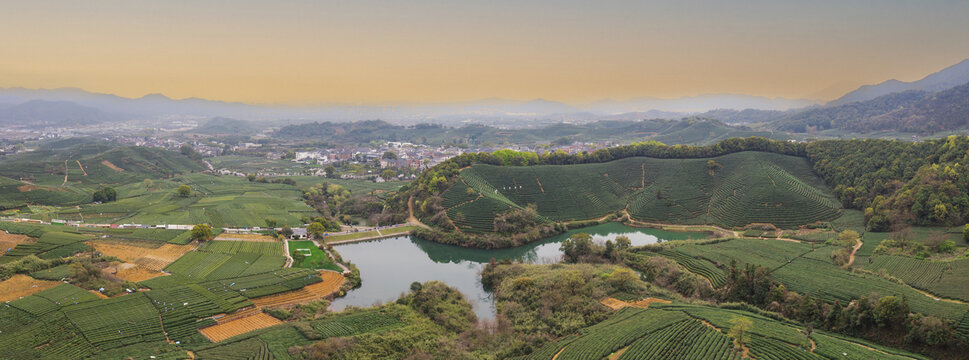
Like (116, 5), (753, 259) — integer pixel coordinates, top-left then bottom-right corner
(830, 59), (969, 106)
(0, 99), (121, 127)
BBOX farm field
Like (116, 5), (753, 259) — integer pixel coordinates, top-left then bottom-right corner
(288, 240), (341, 271)
(520, 304), (925, 360)
(0, 274), (61, 301)
(322, 230), (380, 242)
(90, 241), (196, 271)
(864, 255), (969, 302)
(0, 230), (92, 262)
(200, 313), (283, 342)
(290, 176), (407, 196)
(200, 239), (283, 256)
(251, 270), (345, 308)
(214, 233), (278, 242)
(161, 250), (288, 281)
(643, 238), (969, 323)
(36, 173), (317, 228)
(0, 231), (31, 255)
(0, 144), (205, 209)
(442, 151), (843, 233)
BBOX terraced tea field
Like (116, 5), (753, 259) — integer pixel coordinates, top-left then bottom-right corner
(200, 313), (283, 342)
(519, 304), (927, 360)
(864, 255), (969, 301)
(442, 151), (842, 232)
(645, 238), (969, 323)
(39, 173), (317, 227)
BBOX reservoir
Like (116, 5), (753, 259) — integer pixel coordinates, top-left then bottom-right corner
(329, 223), (708, 318)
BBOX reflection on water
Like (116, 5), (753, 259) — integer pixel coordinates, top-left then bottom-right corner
(329, 223), (708, 318)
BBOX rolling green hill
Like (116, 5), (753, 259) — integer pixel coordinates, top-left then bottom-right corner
(441, 151), (842, 232)
(0, 145), (205, 209)
(33, 173), (317, 227)
(518, 304), (926, 360)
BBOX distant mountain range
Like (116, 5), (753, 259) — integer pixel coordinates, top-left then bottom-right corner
(0, 86), (815, 129)
(0, 99), (120, 127)
(2, 58), (968, 134)
(829, 59), (969, 106)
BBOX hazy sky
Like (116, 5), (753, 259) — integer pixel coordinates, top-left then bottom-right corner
(1, 0), (968, 105)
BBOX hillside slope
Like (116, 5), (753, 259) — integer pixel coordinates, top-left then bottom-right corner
(0, 145), (204, 209)
(441, 151), (841, 232)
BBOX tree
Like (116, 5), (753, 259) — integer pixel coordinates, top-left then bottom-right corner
(325, 165), (338, 179)
(382, 151), (397, 160)
(281, 226), (294, 239)
(191, 224), (213, 243)
(265, 218), (278, 228)
(143, 179), (153, 190)
(838, 230), (860, 247)
(614, 235), (631, 250)
(872, 295), (909, 328)
(179, 144), (197, 158)
(560, 233), (594, 263)
(728, 316), (753, 350)
(307, 222), (326, 239)
(381, 169), (396, 181)
(176, 185), (192, 197)
(247, 174), (256, 182)
(92, 187), (117, 203)
(964, 224), (969, 242)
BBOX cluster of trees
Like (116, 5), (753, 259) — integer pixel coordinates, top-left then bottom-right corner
(718, 261), (961, 353)
(559, 233), (631, 263)
(302, 182), (401, 227)
(246, 174), (297, 185)
(807, 136), (969, 230)
(873, 228), (958, 258)
(68, 256), (139, 297)
(91, 186), (116, 203)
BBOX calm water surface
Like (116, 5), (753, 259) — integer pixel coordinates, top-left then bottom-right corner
(329, 223), (707, 318)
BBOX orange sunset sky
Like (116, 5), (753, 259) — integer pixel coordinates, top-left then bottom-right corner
(2, 0), (968, 105)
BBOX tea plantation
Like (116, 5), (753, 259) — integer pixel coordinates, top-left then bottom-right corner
(442, 151), (842, 232)
(645, 238), (969, 324)
(517, 304), (925, 360)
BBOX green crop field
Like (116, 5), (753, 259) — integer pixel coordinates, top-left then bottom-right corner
(864, 255), (969, 302)
(644, 238), (969, 322)
(0, 230), (91, 262)
(200, 240), (283, 256)
(288, 240), (341, 271)
(38, 173), (317, 227)
(194, 307), (407, 359)
(520, 304), (925, 360)
(442, 151), (842, 233)
(290, 176), (407, 196)
(0, 144), (204, 209)
(162, 251), (287, 281)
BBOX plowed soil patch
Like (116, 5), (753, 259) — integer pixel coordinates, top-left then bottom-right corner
(0, 275), (61, 301)
(101, 160), (124, 171)
(214, 233), (277, 242)
(91, 242), (194, 271)
(600, 297), (671, 310)
(116, 264), (167, 282)
(252, 271), (345, 308)
(200, 313), (282, 342)
(0, 232), (32, 255)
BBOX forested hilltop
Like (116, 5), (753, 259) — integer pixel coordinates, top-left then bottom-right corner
(395, 136), (969, 248)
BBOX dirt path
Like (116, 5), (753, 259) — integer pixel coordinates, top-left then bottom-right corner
(76, 160), (87, 176)
(846, 238), (864, 266)
(407, 196), (432, 230)
(62, 160), (69, 186)
(551, 345), (568, 360)
(622, 212), (739, 238)
(608, 346), (630, 360)
(536, 178), (545, 193)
